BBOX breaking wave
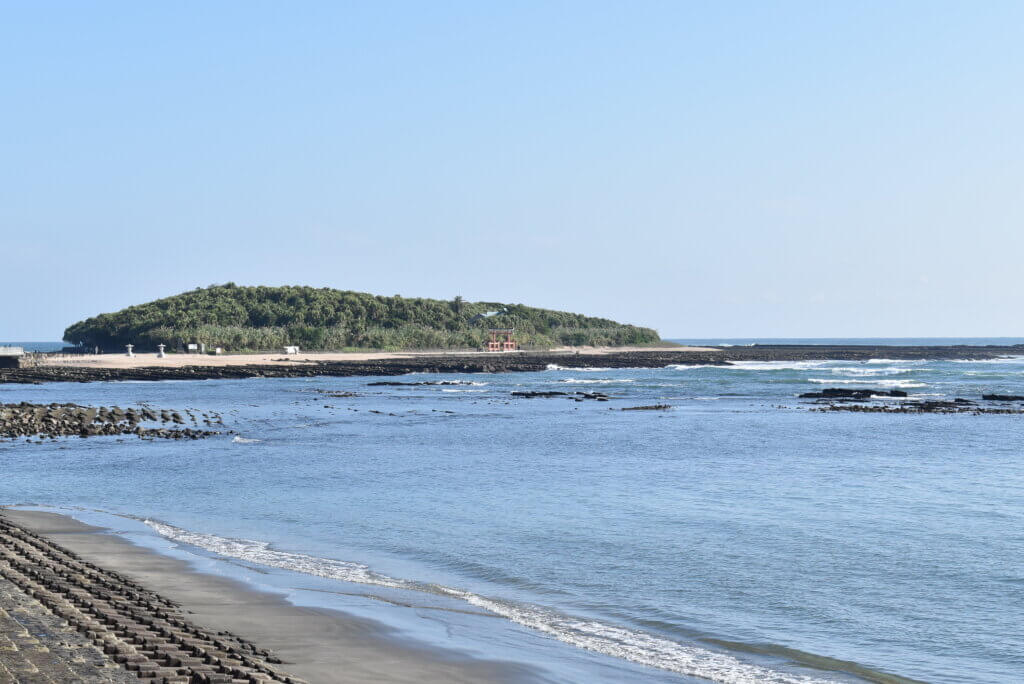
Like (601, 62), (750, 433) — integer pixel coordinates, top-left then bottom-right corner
(717, 361), (834, 371)
(559, 378), (635, 385)
(827, 367), (921, 377)
(666, 364), (726, 371)
(143, 520), (836, 683)
(807, 379), (926, 388)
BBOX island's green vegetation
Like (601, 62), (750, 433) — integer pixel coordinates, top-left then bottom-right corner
(63, 284), (661, 351)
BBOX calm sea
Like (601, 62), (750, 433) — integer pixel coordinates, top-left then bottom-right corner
(0, 341), (65, 352)
(672, 337), (1024, 347)
(2, 340), (1022, 683)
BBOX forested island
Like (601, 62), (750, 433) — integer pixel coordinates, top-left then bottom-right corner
(62, 284), (662, 351)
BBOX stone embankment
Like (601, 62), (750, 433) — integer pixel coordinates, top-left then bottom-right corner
(0, 515), (304, 684)
(0, 404), (224, 441)
(0, 574), (136, 683)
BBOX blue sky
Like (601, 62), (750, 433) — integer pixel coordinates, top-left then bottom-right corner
(2, 1), (1022, 340)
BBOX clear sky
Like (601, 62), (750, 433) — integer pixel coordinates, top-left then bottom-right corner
(2, 1), (1023, 340)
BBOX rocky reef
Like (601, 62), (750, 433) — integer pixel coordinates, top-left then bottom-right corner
(799, 388), (908, 400)
(512, 391), (610, 401)
(801, 388), (1024, 414)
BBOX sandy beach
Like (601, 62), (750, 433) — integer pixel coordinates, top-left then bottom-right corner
(0, 509), (537, 684)
(36, 346), (714, 370)
(6, 343), (1022, 386)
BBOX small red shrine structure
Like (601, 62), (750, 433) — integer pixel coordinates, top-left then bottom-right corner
(486, 329), (517, 352)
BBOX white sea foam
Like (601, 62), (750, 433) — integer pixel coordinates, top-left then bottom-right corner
(559, 378), (635, 385)
(231, 436), (261, 444)
(666, 364), (723, 371)
(143, 520), (835, 683)
(718, 361), (834, 372)
(807, 379), (925, 388)
(545, 364), (615, 372)
(864, 359), (931, 366)
(440, 389), (486, 393)
(865, 378), (926, 389)
(961, 370), (1024, 377)
(827, 366), (920, 377)
(668, 362), (830, 371)
(668, 360), (939, 376)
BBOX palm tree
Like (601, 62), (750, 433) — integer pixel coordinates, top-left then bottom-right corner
(453, 295), (464, 314)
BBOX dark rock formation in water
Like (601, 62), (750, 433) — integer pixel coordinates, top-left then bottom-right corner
(0, 403), (223, 441)
(799, 388), (909, 399)
(981, 394), (1024, 401)
(801, 389), (1021, 414)
(813, 401), (1023, 414)
(621, 404), (672, 411)
(512, 391), (610, 401)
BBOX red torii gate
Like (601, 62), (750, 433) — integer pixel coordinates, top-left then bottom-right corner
(486, 328), (517, 352)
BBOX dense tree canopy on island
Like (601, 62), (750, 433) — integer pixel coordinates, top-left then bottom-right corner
(63, 284), (662, 351)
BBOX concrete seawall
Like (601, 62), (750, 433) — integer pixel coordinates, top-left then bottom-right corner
(0, 347), (24, 370)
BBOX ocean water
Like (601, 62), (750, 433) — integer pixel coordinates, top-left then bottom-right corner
(2, 353), (1023, 683)
(0, 341), (65, 352)
(669, 337), (1024, 347)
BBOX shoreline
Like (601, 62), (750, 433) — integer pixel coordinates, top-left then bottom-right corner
(0, 509), (540, 684)
(0, 510), (863, 684)
(4, 344), (1023, 385)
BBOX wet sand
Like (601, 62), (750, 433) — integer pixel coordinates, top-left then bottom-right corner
(0, 509), (538, 684)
